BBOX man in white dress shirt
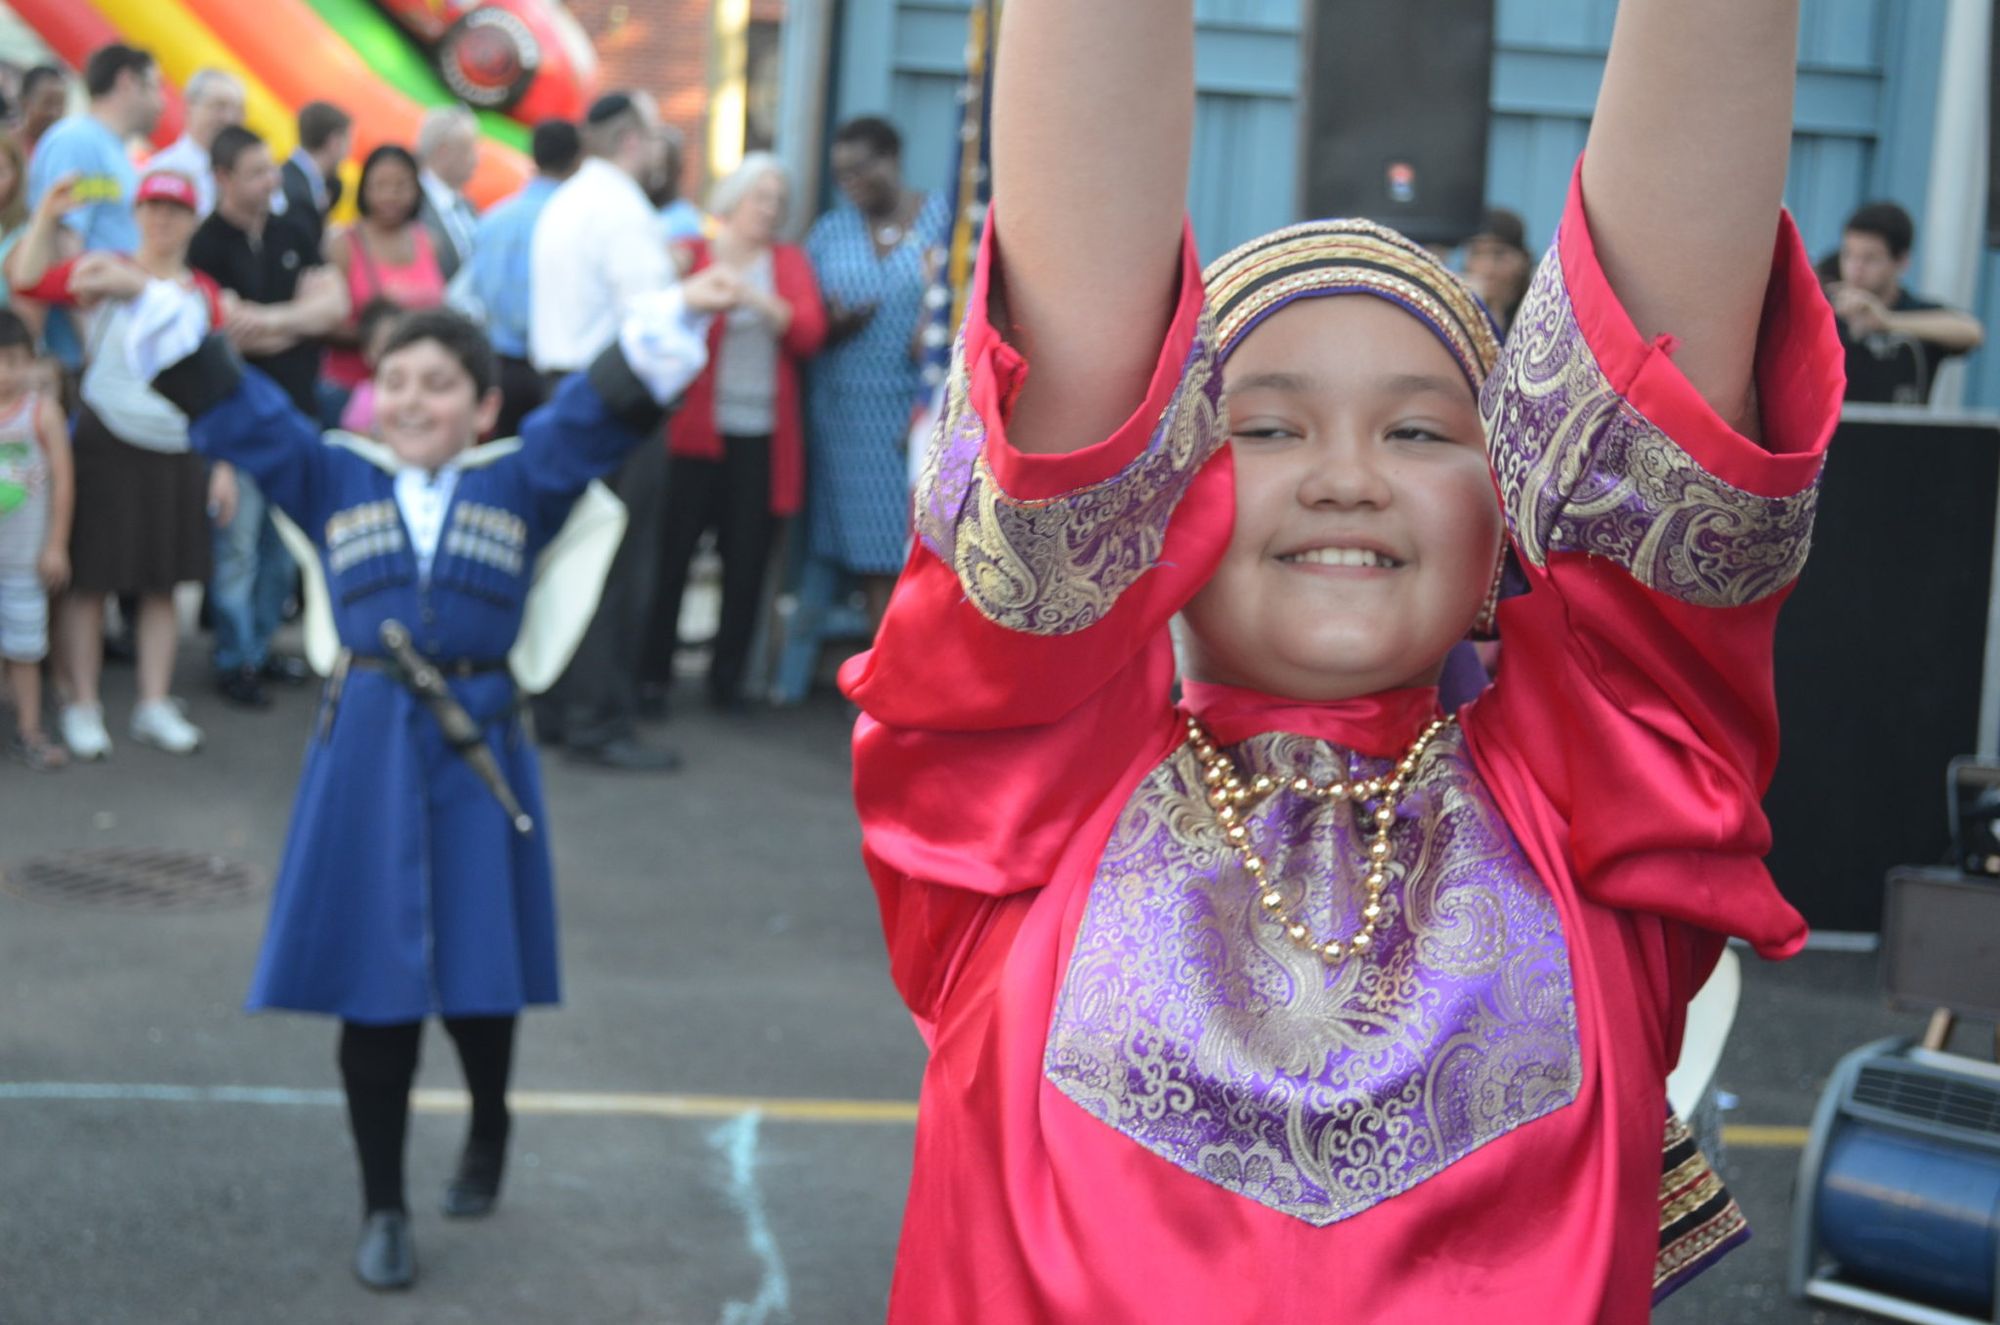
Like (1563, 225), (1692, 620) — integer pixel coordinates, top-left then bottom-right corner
(526, 91), (686, 771)
(142, 69), (244, 219)
(529, 93), (679, 373)
(417, 104), (481, 282)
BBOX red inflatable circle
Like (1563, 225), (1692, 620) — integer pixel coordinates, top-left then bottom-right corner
(441, 9), (540, 111)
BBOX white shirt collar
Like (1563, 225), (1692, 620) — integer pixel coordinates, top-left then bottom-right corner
(392, 460), (464, 578)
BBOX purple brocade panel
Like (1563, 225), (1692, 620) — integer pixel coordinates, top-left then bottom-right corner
(1482, 245), (1820, 609)
(913, 336), (986, 549)
(1044, 726), (1581, 1226)
(910, 316), (1227, 636)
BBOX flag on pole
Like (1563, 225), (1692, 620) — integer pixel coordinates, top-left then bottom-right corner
(907, 0), (1001, 489)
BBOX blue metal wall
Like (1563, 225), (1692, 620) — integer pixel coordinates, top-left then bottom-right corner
(1487, 1), (1945, 258)
(832, 0), (1303, 261)
(835, 0), (1973, 392)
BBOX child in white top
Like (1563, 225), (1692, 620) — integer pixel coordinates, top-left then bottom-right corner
(0, 309), (73, 769)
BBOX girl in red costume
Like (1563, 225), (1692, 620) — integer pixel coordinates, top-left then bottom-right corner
(842, 1), (1842, 1320)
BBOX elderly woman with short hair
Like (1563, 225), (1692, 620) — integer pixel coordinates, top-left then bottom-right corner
(644, 153), (827, 714)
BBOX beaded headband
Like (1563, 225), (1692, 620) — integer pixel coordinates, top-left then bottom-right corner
(1203, 218), (1503, 393)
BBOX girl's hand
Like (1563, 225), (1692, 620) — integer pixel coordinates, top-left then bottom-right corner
(68, 253), (148, 305)
(682, 265), (744, 315)
(825, 299), (878, 345)
(33, 174), (83, 222)
(207, 462), (239, 528)
(36, 542), (68, 592)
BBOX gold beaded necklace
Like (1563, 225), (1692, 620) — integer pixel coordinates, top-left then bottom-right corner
(1184, 713), (1456, 967)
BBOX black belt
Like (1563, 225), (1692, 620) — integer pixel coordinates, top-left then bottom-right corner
(340, 624), (534, 836)
(349, 655), (509, 679)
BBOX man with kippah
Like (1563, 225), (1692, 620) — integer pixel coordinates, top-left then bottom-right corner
(528, 92), (684, 771)
(450, 119), (583, 439)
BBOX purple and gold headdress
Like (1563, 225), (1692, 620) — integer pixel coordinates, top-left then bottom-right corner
(1203, 218), (1503, 391)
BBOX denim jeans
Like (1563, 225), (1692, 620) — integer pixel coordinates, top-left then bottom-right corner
(210, 471), (295, 673)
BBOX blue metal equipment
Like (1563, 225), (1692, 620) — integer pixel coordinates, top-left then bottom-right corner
(1789, 868), (2000, 1324)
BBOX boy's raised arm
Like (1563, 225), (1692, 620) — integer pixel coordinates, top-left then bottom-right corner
(1581, 0), (1802, 437)
(991, 0), (1194, 458)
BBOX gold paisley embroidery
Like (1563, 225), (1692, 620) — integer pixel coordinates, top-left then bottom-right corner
(1483, 245), (1821, 608)
(912, 314), (1227, 636)
(1044, 725), (1581, 1226)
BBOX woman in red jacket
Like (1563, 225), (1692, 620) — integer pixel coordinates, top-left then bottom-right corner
(646, 153), (827, 713)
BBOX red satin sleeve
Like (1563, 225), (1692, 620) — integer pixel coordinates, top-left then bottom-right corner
(839, 213), (1232, 1032)
(1465, 164), (1845, 983)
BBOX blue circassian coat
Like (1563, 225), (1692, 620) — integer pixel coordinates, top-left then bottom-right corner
(187, 365), (648, 1025)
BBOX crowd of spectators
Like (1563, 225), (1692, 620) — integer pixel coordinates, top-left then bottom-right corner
(0, 42), (955, 775)
(13, 39), (1983, 778)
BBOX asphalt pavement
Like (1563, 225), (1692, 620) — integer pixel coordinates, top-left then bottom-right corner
(0, 638), (1944, 1324)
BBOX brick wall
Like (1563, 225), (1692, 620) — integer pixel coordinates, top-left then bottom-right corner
(564, 0), (787, 199)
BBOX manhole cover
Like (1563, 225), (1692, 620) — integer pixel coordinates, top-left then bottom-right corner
(1, 848), (264, 912)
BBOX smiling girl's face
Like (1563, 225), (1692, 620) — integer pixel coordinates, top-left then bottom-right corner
(1179, 295), (1503, 702)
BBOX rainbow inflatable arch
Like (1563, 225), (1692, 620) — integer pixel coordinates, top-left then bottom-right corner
(14, 0), (600, 210)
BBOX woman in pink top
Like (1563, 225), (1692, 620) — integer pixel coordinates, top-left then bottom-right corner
(323, 145), (446, 395)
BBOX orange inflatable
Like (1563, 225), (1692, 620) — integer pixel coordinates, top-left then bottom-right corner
(178, 0), (529, 207)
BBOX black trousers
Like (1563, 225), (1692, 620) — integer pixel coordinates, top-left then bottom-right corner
(643, 435), (777, 706)
(337, 1016), (516, 1215)
(493, 354), (548, 442)
(538, 437), (666, 750)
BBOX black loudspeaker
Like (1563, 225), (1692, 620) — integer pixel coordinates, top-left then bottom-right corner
(1765, 413), (2000, 933)
(1950, 759), (2000, 877)
(1882, 867), (2000, 1018)
(1302, 0), (1495, 244)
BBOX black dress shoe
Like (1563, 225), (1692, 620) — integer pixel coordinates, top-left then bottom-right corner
(214, 666), (270, 710)
(260, 654), (313, 685)
(353, 1209), (415, 1291)
(566, 737), (682, 772)
(441, 1141), (505, 1219)
(636, 683), (670, 722)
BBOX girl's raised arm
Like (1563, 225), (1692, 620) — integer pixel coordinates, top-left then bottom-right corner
(991, 0), (1194, 457)
(1582, 0), (1801, 437)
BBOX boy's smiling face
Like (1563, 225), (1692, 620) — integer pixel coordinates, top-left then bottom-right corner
(374, 338), (501, 470)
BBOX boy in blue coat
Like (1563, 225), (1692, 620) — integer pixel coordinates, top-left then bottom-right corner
(134, 270), (734, 1290)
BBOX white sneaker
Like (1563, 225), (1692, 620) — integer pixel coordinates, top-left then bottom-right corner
(130, 699), (203, 755)
(60, 703), (113, 761)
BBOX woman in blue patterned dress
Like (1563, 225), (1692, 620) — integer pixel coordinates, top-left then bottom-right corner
(804, 117), (949, 624)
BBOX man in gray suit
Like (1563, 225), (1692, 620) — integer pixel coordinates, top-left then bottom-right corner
(416, 105), (480, 280)
(277, 101), (351, 254)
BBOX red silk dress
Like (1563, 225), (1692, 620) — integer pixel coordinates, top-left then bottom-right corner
(841, 169), (1844, 1324)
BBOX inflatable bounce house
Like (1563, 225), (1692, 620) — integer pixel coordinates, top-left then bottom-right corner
(12, 0), (597, 207)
